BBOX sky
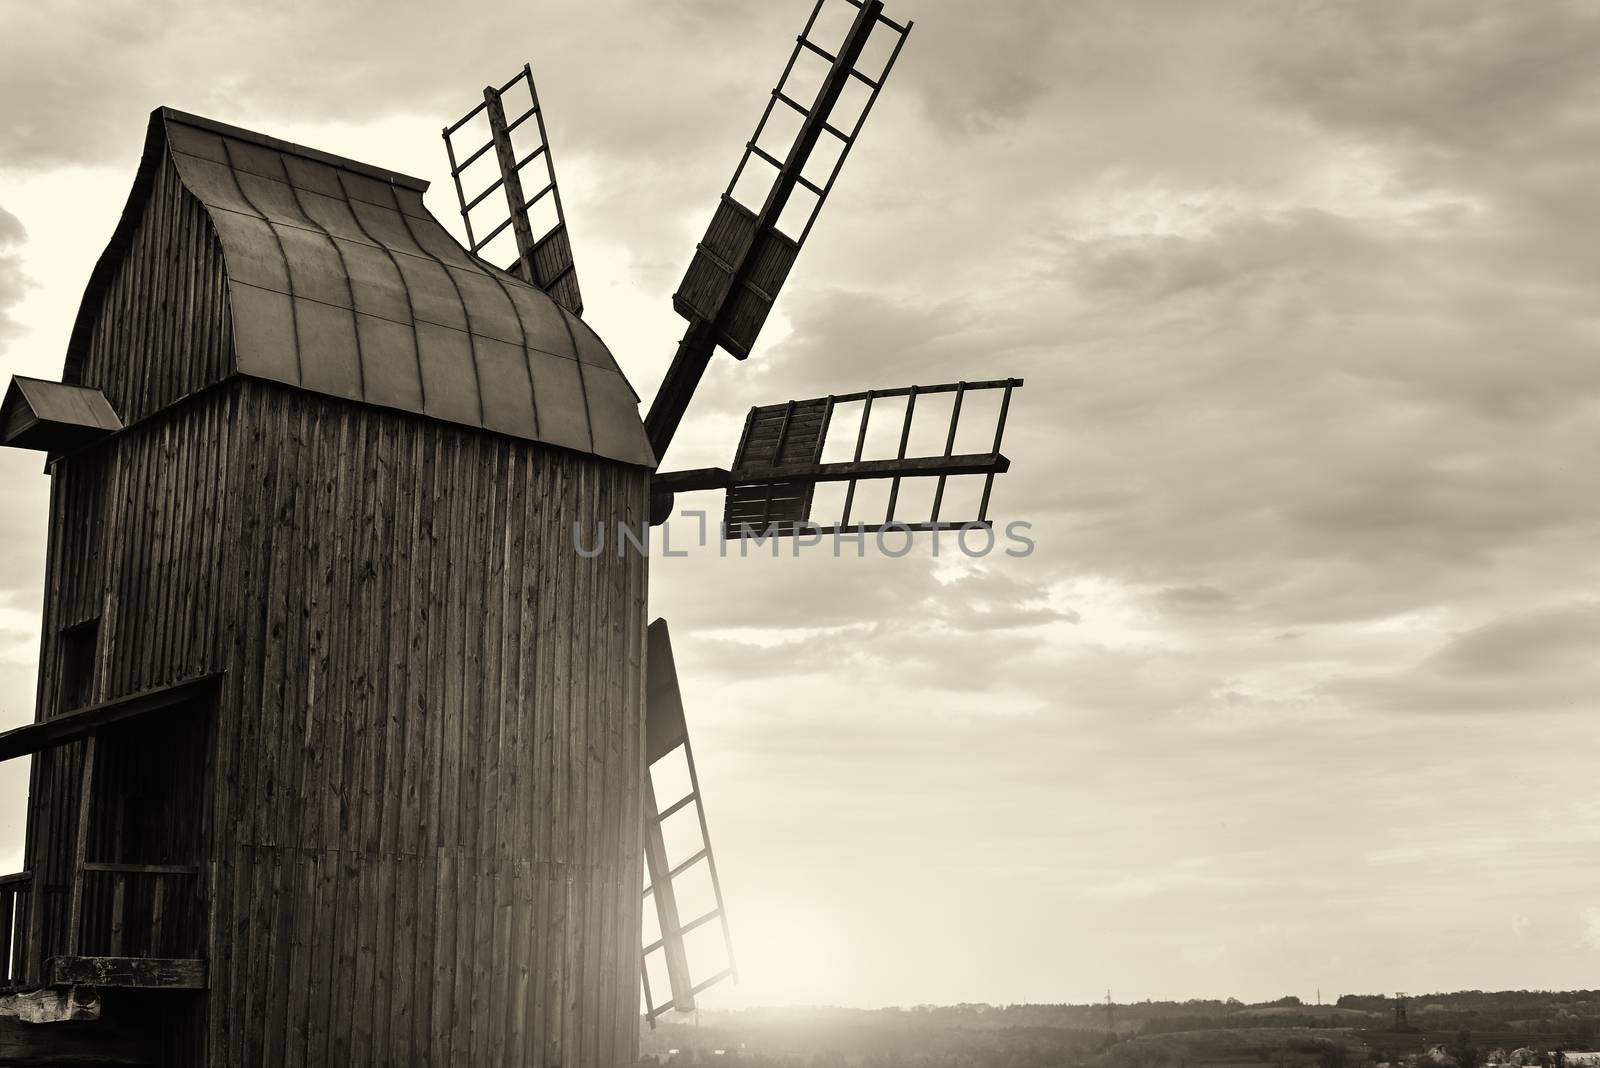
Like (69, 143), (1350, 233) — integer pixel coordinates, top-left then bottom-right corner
(1, 0), (1598, 1011)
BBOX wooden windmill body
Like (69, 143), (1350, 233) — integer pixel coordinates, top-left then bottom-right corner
(0, 1), (1022, 1063)
(0, 109), (653, 1064)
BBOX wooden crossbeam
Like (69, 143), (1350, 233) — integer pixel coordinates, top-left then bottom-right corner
(653, 467), (732, 493)
(740, 451), (1009, 485)
(483, 86), (539, 285)
(0, 675), (219, 762)
(44, 956), (208, 990)
(657, 452), (1010, 494)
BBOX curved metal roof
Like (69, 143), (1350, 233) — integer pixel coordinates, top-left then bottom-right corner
(66, 108), (655, 468)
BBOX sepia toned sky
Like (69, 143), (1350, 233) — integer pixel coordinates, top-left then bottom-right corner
(1, 0), (1597, 1009)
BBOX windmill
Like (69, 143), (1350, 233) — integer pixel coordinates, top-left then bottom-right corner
(441, 0), (1025, 1026)
(0, 1), (1025, 1062)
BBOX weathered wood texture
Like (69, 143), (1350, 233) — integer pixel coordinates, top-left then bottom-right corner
(63, 107), (654, 466)
(0, 990), (201, 1066)
(23, 378), (650, 1065)
(0, 984), (100, 1024)
(72, 150), (231, 427)
(21, 386), (232, 992)
(0, 1018), (156, 1066)
(46, 957), (208, 990)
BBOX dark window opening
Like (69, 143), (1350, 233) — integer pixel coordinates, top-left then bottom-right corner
(59, 618), (99, 713)
(78, 706), (209, 959)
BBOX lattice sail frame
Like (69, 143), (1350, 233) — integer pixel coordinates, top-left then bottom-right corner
(672, 0), (912, 360)
(442, 65), (583, 315)
(716, 378), (1022, 537)
(640, 620), (736, 1025)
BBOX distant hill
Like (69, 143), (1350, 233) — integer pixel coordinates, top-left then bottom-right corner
(639, 991), (1600, 1067)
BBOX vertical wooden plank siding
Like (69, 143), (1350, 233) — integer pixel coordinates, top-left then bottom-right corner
(22, 388), (238, 988)
(73, 152), (231, 426)
(22, 115), (652, 1062)
(20, 378), (649, 1065)
(216, 380), (648, 1066)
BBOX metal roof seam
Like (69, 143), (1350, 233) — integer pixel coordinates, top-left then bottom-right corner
(473, 255), (543, 443)
(65, 107), (655, 467)
(216, 135), (307, 390)
(332, 167), (430, 413)
(282, 167), (368, 400)
(188, 197), (588, 317)
(554, 307), (598, 456)
(221, 278), (612, 377)
(390, 198), (487, 427)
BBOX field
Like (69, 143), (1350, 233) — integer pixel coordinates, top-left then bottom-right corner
(638, 991), (1600, 1067)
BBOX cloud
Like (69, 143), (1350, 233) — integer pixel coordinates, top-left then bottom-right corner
(4, 0), (1600, 1006)
(1583, 907), (1600, 952)
(1323, 602), (1600, 715)
(667, 561), (1076, 700)
(0, 207), (27, 342)
(1259, 2), (1600, 163)
(896, 0), (1067, 135)
(1077, 856), (1307, 902)
(0, 0), (788, 171)
(1428, 602), (1600, 676)
(1157, 585), (1235, 613)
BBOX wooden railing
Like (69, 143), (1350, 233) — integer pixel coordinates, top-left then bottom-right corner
(74, 863), (202, 960)
(0, 871), (32, 987)
(0, 863), (203, 988)
(0, 678), (218, 990)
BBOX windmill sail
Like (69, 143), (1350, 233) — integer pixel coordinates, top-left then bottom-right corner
(640, 620), (736, 1024)
(646, 0), (913, 460)
(443, 64), (583, 314)
(654, 378), (1023, 537)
